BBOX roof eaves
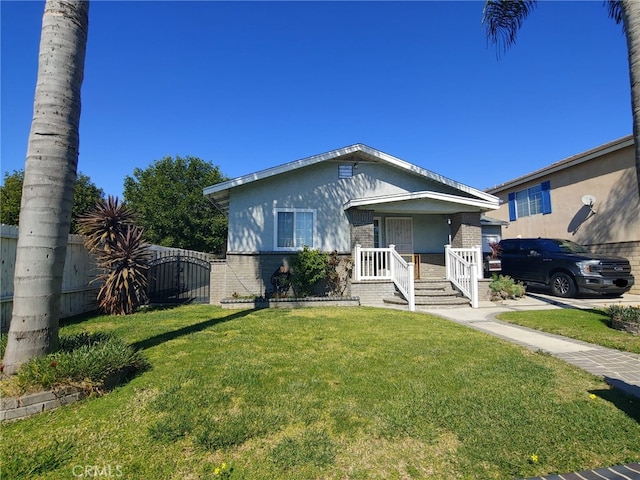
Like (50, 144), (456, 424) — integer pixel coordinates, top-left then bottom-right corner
(202, 143), (501, 205)
(486, 135), (633, 194)
(344, 190), (500, 211)
(356, 145), (499, 203)
(203, 144), (367, 197)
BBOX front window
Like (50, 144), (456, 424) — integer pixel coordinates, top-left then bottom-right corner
(508, 181), (551, 221)
(276, 209), (315, 250)
(515, 185), (543, 218)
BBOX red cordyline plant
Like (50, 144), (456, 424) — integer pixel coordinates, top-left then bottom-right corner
(78, 196), (151, 315)
(488, 240), (503, 259)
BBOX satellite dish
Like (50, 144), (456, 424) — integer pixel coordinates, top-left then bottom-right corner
(581, 194), (596, 206)
(581, 194), (597, 214)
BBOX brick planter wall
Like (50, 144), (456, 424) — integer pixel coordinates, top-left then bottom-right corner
(1, 387), (85, 422)
(611, 318), (640, 335)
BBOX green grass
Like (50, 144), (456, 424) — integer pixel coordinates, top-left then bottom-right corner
(497, 308), (640, 354)
(2, 305), (639, 479)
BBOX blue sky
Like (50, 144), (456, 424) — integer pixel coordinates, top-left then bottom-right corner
(1, 1), (631, 198)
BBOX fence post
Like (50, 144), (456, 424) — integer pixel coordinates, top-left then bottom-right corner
(354, 244), (362, 281)
(444, 244), (451, 280)
(408, 262), (415, 311)
(474, 245), (483, 280)
(470, 263), (479, 308)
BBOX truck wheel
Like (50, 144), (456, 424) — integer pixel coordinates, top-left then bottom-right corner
(550, 272), (576, 297)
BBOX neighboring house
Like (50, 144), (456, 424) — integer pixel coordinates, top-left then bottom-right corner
(481, 214), (508, 255)
(487, 135), (640, 295)
(204, 144), (499, 305)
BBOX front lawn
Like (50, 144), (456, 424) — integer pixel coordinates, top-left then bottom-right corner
(497, 308), (640, 354)
(2, 305), (639, 479)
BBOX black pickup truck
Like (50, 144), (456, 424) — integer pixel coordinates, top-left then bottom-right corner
(498, 238), (634, 298)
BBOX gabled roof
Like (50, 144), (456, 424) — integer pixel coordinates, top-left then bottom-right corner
(486, 135), (633, 194)
(344, 191), (499, 214)
(204, 144), (498, 213)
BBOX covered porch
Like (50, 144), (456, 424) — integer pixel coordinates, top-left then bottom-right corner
(345, 190), (498, 310)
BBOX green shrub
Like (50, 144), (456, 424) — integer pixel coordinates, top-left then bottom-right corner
(4, 332), (149, 395)
(489, 274), (526, 300)
(291, 247), (330, 297)
(604, 304), (640, 324)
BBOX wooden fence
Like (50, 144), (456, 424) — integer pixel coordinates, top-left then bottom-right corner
(0, 224), (99, 332)
(0, 226), (219, 332)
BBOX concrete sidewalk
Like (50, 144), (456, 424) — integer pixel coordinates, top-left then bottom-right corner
(423, 292), (640, 480)
(422, 292), (640, 398)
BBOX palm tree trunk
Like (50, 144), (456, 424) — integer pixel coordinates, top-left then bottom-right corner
(622, 0), (640, 196)
(2, 0), (89, 375)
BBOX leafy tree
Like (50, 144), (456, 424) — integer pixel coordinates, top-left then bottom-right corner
(78, 196), (151, 315)
(71, 173), (105, 233)
(0, 170), (104, 233)
(3, 0), (89, 375)
(482, 0), (640, 196)
(123, 155), (227, 253)
(0, 170), (24, 227)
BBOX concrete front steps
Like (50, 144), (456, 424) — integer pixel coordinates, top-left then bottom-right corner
(383, 278), (470, 309)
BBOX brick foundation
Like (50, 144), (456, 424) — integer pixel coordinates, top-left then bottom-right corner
(586, 240), (640, 295)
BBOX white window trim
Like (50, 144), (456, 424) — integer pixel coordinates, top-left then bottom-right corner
(273, 208), (317, 251)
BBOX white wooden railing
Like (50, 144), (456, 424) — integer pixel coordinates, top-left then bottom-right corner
(445, 244), (482, 308)
(354, 244), (415, 311)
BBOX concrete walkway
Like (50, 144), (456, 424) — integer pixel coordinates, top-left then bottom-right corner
(422, 292), (640, 480)
(423, 292), (640, 398)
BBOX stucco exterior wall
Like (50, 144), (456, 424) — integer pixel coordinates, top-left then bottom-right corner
(488, 139), (640, 294)
(490, 144), (639, 244)
(226, 160), (474, 254)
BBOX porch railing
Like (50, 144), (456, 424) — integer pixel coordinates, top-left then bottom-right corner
(354, 244), (415, 311)
(445, 244), (482, 308)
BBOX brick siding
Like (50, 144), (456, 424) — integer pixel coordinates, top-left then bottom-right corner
(586, 240), (640, 295)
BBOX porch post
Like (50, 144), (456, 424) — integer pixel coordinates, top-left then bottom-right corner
(389, 245), (396, 278)
(474, 245), (483, 279)
(354, 244), (362, 281)
(470, 263), (479, 308)
(408, 262), (415, 311)
(444, 244), (451, 280)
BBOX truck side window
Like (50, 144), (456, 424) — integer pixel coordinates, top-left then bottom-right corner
(521, 240), (542, 257)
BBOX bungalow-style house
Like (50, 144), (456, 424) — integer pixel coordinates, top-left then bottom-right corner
(204, 144), (500, 308)
(487, 135), (640, 295)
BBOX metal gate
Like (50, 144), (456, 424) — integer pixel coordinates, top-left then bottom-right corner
(147, 252), (211, 304)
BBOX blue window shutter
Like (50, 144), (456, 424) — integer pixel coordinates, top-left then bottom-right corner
(508, 192), (516, 221)
(541, 181), (552, 214)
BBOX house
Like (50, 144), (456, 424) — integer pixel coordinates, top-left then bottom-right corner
(204, 144), (500, 307)
(486, 135), (640, 295)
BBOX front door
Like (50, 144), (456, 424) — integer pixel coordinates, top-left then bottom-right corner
(386, 217), (413, 254)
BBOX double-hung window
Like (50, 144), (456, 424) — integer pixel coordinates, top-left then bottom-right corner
(275, 209), (315, 250)
(508, 181), (551, 221)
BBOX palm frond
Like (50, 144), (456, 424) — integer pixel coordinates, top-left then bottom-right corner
(78, 196), (151, 315)
(94, 225), (151, 315)
(77, 195), (136, 254)
(606, 0), (624, 31)
(482, 0), (538, 53)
